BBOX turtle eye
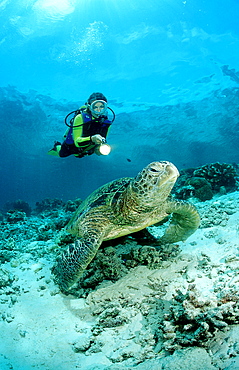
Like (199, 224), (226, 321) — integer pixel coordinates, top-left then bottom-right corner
(150, 167), (159, 173)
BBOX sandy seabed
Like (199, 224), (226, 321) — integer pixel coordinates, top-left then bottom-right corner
(1, 192), (239, 370)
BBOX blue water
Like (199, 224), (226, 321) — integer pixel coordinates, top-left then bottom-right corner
(1, 0), (239, 207)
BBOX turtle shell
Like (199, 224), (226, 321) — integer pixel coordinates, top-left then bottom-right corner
(66, 177), (131, 233)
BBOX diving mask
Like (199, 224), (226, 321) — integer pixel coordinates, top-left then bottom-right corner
(89, 100), (108, 117)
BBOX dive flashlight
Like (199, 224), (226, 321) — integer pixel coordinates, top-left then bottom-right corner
(94, 140), (111, 156)
(99, 143), (111, 155)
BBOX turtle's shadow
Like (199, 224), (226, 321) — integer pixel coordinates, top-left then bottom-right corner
(102, 228), (159, 248)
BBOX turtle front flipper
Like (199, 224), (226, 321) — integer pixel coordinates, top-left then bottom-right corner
(158, 200), (200, 244)
(53, 235), (103, 292)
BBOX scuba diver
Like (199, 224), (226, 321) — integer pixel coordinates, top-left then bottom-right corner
(48, 92), (115, 158)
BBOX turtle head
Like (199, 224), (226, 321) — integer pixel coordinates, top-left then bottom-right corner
(132, 161), (179, 202)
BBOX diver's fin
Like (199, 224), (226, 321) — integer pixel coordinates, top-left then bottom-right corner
(48, 142), (61, 156)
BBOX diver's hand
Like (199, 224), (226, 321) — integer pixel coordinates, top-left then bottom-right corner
(91, 134), (105, 144)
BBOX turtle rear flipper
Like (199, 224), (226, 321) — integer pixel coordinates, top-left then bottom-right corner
(53, 237), (102, 291)
(158, 201), (200, 244)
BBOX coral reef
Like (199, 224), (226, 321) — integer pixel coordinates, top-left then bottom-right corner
(159, 284), (235, 352)
(35, 198), (82, 214)
(193, 162), (237, 192)
(174, 185), (195, 200)
(66, 240), (181, 298)
(174, 162), (238, 202)
(5, 210), (27, 223)
(35, 198), (65, 213)
(0, 268), (15, 288)
(2, 188), (239, 368)
(3, 199), (32, 216)
(64, 198), (82, 212)
(196, 196), (238, 228)
(185, 177), (213, 201)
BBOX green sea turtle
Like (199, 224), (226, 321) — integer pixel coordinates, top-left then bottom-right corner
(53, 161), (200, 291)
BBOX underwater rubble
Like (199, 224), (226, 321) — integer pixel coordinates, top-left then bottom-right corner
(1, 178), (239, 368)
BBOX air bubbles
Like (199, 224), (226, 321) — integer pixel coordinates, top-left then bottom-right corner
(53, 21), (108, 65)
